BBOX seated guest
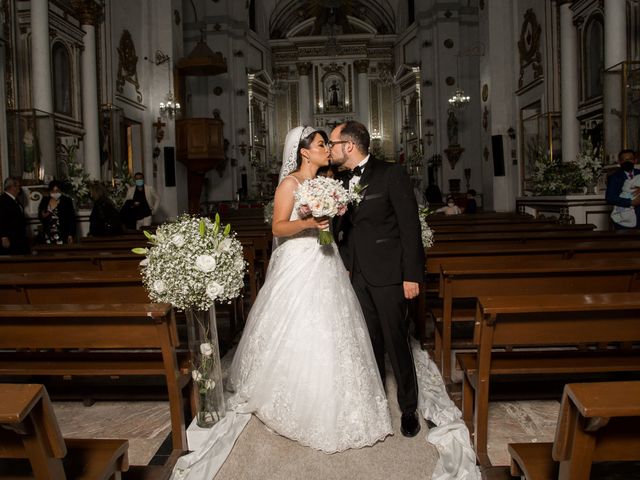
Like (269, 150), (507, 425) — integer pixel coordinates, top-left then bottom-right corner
(37, 179), (76, 244)
(436, 195), (462, 215)
(121, 172), (160, 230)
(606, 149), (640, 229)
(89, 183), (123, 236)
(0, 176), (29, 254)
(463, 189), (477, 214)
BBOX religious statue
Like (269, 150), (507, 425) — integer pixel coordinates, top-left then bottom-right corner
(328, 80), (340, 106)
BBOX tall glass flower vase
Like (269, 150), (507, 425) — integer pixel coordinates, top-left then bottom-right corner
(185, 305), (226, 428)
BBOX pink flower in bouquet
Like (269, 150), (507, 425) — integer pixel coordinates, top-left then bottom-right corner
(294, 176), (361, 245)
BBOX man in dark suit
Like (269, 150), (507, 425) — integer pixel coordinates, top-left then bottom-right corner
(0, 176), (29, 255)
(330, 121), (425, 437)
(605, 149), (640, 229)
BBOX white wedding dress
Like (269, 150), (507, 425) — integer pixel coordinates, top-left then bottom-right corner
(227, 194), (392, 453)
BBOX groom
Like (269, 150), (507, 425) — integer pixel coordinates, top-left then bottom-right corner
(330, 121), (425, 437)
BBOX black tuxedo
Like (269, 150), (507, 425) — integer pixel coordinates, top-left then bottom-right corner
(335, 158), (425, 413)
(0, 192), (28, 255)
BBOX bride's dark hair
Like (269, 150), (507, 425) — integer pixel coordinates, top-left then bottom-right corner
(295, 129), (328, 170)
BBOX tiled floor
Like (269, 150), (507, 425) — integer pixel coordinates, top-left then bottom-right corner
(51, 396), (561, 468)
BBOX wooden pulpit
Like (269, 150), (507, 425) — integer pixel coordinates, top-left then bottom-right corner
(176, 117), (225, 214)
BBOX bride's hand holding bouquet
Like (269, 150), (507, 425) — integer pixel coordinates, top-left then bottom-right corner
(294, 176), (360, 245)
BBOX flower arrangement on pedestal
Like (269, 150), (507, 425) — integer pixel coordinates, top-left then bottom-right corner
(574, 139), (604, 192)
(419, 207), (435, 249)
(134, 214), (246, 427)
(529, 140), (604, 196)
(529, 143), (581, 196)
(58, 144), (91, 208)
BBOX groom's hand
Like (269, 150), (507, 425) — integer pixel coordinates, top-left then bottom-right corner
(403, 281), (420, 299)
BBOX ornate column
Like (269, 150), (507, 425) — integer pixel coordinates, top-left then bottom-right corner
(604, 0), (627, 155)
(354, 60), (370, 125)
(72, 0), (103, 180)
(31, 0), (52, 113)
(560, 1), (579, 163)
(296, 62), (312, 126)
(30, 0), (57, 178)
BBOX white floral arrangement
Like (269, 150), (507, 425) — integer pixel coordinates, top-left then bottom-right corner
(294, 176), (360, 245)
(574, 138), (603, 188)
(58, 144), (91, 207)
(419, 207), (435, 249)
(263, 199), (274, 225)
(134, 214), (246, 311)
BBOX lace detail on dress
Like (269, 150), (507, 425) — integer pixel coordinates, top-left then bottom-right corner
(227, 182), (391, 452)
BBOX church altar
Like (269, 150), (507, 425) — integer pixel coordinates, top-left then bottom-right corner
(516, 194), (612, 231)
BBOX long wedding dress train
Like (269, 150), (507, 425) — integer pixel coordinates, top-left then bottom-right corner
(170, 207), (481, 480)
(227, 208), (392, 453)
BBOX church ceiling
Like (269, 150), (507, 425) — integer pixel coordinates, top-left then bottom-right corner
(269, 0), (395, 39)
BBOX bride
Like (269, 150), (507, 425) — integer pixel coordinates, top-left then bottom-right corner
(227, 125), (392, 453)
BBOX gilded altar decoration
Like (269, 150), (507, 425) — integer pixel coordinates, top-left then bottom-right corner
(116, 30), (143, 102)
(517, 9), (543, 89)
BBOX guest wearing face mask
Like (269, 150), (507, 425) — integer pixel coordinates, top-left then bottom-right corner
(436, 195), (462, 215)
(121, 172), (160, 230)
(37, 179), (77, 244)
(605, 149), (640, 229)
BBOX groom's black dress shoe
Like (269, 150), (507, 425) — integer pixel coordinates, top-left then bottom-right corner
(400, 410), (421, 437)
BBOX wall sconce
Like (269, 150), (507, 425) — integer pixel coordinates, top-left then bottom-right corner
(233, 50), (244, 57)
(238, 142), (248, 156)
(422, 40), (432, 47)
(507, 127), (516, 140)
(422, 80), (433, 87)
(425, 119), (434, 127)
(236, 89), (246, 96)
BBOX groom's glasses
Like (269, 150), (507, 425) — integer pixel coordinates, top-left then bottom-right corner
(328, 140), (350, 148)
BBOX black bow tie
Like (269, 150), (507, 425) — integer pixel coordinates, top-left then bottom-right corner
(345, 165), (363, 179)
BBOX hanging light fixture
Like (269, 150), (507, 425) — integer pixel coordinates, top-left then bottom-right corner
(159, 93), (181, 119)
(154, 50), (181, 119)
(448, 54), (470, 110)
(448, 87), (470, 109)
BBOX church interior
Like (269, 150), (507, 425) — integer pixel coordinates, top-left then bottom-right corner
(1, 0), (640, 479)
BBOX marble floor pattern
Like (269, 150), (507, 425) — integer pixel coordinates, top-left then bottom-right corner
(51, 398), (560, 470)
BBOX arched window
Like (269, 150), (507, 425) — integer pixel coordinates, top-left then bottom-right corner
(52, 43), (72, 115)
(584, 16), (604, 100)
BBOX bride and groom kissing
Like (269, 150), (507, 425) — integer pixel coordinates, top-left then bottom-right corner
(227, 121), (425, 453)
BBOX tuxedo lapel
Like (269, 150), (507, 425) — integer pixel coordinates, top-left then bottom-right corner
(352, 159), (376, 217)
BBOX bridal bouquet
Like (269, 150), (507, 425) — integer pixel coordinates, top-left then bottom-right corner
(134, 214), (246, 311)
(295, 176), (360, 245)
(419, 207), (435, 249)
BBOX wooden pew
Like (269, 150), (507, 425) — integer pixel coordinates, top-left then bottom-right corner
(0, 383), (129, 479)
(431, 223), (595, 235)
(426, 239), (640, 276)
(0, 272), (148, 304)
(456, 293), (640, 465)
(508, 381), (640, 480)
(0, 253), (143, 273)
(435, 257), (640, 383)
(0, 303), (190, 453)
(434, 228), (640, 243)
